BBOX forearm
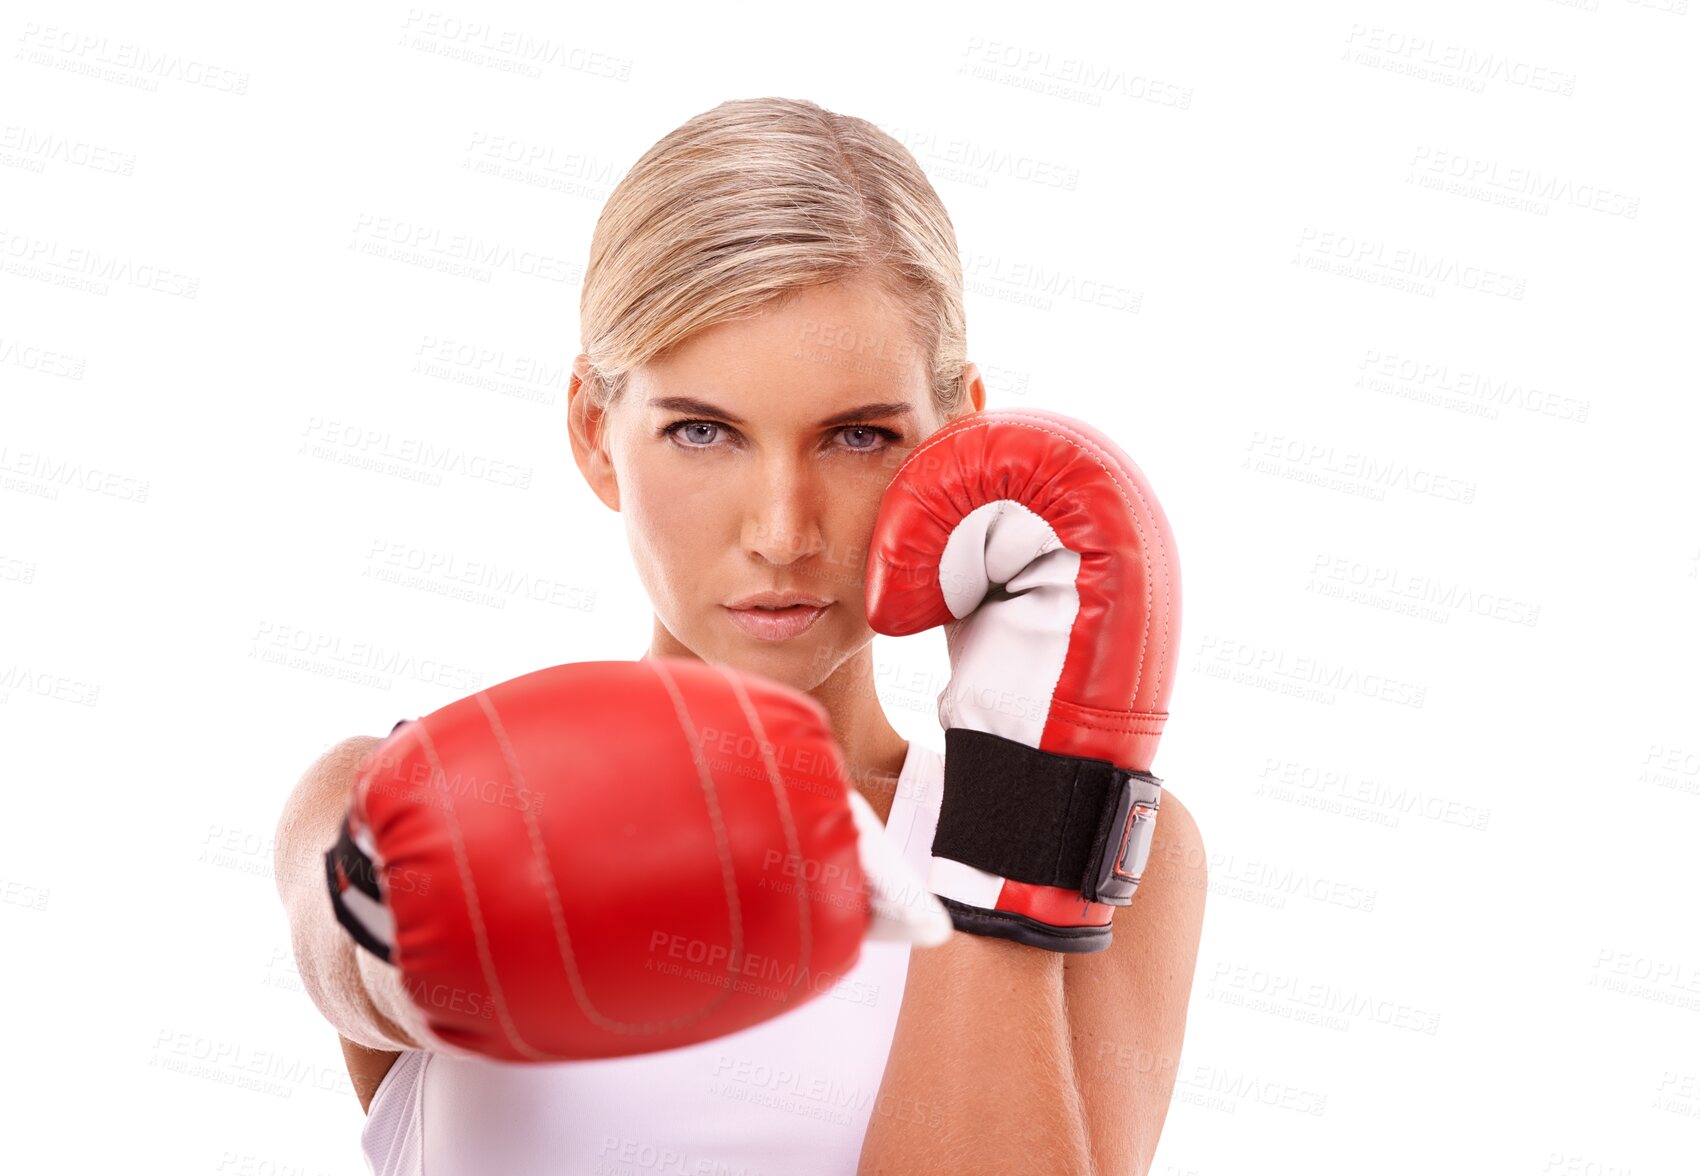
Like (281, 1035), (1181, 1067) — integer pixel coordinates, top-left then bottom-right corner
(858, 933), (1093, 1176)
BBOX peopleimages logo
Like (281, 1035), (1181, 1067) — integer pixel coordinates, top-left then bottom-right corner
(16, 23), (251, 94)
(958, 37), (1194, 109)
(348, 213), (578, 284)
(1293, 228), (1526, 301)
(1406, 146), (1639, 219)
(0, 230), (199, 299)
(1342, 24), (1577, 96)
(398, 11), (633, 80)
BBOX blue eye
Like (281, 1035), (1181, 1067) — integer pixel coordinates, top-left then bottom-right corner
(665, 421), (725, 448)
(659, 420), (903, 455)
(837, 425), (904, 453)
(839, 426), (892, 452)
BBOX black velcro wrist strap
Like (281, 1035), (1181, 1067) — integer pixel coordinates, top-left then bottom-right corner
(325, 815), (394, 964)
(933, 727), (1162, 906)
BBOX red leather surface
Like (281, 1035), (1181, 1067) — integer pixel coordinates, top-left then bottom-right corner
(351, 657), (869, 1062)
(866, 408), (1181, 773)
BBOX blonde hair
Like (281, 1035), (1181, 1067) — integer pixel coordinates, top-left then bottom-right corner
(579, 97), (968, 420)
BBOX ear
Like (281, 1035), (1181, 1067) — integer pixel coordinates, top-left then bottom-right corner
(567, 354), (620, 512)
(958, 361), (988, 416)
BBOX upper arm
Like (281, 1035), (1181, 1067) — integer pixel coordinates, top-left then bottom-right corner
(340, 1033), (404, 1114)
(274, 735), (421, 1057)
(1065, 790), (1207, 1176)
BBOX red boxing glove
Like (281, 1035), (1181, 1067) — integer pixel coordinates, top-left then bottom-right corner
(325, 657), (949, 1061)
(866, 408), (1181, 953)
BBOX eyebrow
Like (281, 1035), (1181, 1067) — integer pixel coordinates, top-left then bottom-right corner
(646, 396), (915, 428)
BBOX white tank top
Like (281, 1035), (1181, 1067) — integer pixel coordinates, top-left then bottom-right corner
(360, 739), (945, 1176)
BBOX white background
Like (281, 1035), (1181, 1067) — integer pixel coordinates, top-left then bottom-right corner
(3, 1), (1696, 1173)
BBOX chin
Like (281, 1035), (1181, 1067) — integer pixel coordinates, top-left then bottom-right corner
(728, 649), (811, 689)
(711, 640), (824, 693)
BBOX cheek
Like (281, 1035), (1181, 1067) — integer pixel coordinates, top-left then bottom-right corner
(622, 499), (690, 589)
(823, 482), (889, 613)
(616, 451), (728, 598)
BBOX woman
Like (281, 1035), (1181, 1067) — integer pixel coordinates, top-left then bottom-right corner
(354, 96), (1208, 1175)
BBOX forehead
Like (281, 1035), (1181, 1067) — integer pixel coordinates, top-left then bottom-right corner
(634, 279), (930, 418)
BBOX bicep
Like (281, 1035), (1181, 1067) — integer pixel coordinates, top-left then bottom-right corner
(339, 1034), (403, 1114)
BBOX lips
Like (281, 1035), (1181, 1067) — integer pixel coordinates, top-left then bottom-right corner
(723, 596), (831, 642)
(724, 591), (831, 610)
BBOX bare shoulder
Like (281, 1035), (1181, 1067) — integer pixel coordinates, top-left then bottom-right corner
(1124, 786), (1207, 946)
(1154, 789), (1205, 879)
(274, 732), (421, 1092)
(1064, 787), (1208, 1176)
(1067, 787), (1206, 983)
(274, 737), (385, 876)
(273, 734), (385, 945)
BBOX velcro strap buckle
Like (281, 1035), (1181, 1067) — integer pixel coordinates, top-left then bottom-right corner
(934, 727), (1163, 905)
(1086, 770), (1162, 906)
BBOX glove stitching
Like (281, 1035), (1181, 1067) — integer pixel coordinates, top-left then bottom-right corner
(416, 711), (547, 1060)
(648, 660), (748, 1029)
(718, 666), (813, 1012)
(1049, 703), (1168, 735)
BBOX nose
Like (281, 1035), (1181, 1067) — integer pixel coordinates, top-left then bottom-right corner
(741, 458), (826, 568)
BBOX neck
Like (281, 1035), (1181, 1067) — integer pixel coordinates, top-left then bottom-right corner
(641, 630), (908, 823)
(806, 644), (908, 822)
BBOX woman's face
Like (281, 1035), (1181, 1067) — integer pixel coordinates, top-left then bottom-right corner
(571, 278), (976, 694)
